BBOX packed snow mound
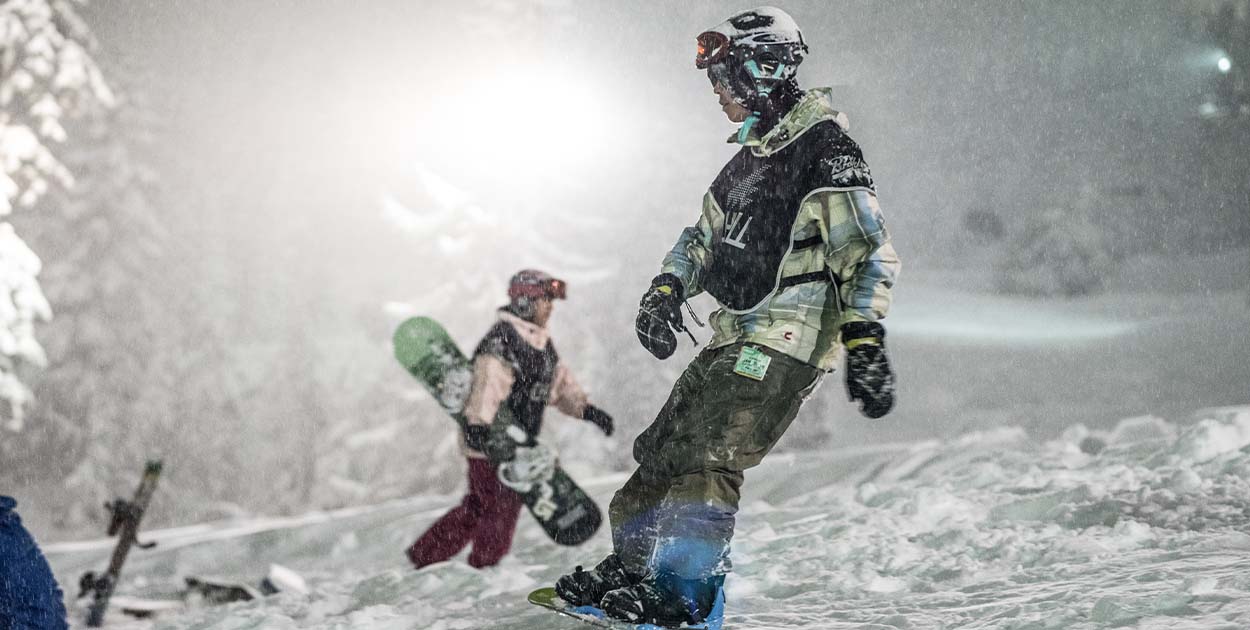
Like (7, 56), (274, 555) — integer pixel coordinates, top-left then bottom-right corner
(732, 407), (1250, 629)
(47, 407), (1250, 629)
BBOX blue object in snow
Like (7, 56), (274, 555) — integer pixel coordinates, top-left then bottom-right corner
(0, 496), (68, 630)
(573, 588), (725, 630)
(528, 585), (725, 630)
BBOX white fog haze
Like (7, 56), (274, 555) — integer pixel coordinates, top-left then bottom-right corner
(1, 1), (1248, 628)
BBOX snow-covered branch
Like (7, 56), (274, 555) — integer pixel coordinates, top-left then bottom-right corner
(0, 0), (113, 427)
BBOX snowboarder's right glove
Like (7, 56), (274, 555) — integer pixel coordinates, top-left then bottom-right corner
(464, 423), (518, 462)
(636, 274), (686, 360)
(582, 405), (615, 436)
(842, 321), (895, 419)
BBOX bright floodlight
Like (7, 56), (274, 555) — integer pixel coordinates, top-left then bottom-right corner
(425, 60), (616, 191)
(1218, 56), (1232, 73)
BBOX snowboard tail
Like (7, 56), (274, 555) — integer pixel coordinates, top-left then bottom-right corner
(393, 317), (601, 546)
(80, 460), (163, 627)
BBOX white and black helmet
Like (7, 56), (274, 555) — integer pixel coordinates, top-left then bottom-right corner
(696, 6), (808, 109)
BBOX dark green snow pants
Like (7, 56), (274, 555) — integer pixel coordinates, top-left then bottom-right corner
(609, 343), (822, 579)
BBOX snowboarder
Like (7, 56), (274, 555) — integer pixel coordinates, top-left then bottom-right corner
(554, 7), (901, 627)
(406, 269), (616, 569)
(1, 496), (69, 630)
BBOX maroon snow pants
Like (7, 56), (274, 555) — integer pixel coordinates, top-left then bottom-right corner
(407, 458), (525, 569)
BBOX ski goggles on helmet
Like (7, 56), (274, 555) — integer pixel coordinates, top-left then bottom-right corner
(508, 272), (567, 301)
(695, 31), (731, 69)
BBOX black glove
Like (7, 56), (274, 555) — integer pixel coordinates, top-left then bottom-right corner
(582, 405), (614, 436)
(635, 273), (686, 360)
(463, 424), (491, 452)
(463, 421), (525, 462)
(842, 321), (895, 419)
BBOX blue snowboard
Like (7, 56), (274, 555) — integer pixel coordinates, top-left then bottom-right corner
(527, 587), (725, 630)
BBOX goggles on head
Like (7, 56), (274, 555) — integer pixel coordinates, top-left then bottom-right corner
(695, 31), (731, 69)
(510, 275), (567, 301)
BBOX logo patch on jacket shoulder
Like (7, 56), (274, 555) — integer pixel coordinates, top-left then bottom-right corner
(824, 154), (873, 188)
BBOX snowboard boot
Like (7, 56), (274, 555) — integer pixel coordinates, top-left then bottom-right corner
(600, 571), (725, 628)
(554, 553), (639, 607)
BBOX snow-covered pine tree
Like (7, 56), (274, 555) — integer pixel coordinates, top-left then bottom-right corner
(0, 0), (113, 428)
(8, 69), (171, 528)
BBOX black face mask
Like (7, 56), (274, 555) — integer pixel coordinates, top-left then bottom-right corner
(505, 301), (537, 323)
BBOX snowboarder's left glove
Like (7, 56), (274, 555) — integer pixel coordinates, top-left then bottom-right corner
(636, 274), (686, 360)
(463, 424), (491, 452)
(842, 321), (895, 419)
(582, 405), (615, 436)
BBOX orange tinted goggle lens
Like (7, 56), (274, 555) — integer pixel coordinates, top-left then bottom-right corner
(695, 31), (729, 69)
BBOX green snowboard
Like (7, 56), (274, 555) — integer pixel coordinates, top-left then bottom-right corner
(393, 316), (601, 546)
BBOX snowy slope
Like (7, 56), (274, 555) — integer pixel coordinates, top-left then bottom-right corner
(45, 406), (1250, 629)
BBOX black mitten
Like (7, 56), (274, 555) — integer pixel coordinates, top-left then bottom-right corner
(582, 405), (615, 436)
(842, 321), (895, 419)
(635, 274), (686, 360)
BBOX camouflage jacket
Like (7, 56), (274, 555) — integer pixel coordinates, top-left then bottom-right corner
(661, 88), (901, 371)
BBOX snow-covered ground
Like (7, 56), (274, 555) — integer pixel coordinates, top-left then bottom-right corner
(46, 405), (1250, 629)
(36, 255), (1250, 628)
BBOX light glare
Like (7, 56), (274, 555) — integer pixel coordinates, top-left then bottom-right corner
(422, 60), (617, 195)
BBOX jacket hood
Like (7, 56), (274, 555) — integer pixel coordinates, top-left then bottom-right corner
(498, 308), (551, 349)
(732, 87), (850, 156)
